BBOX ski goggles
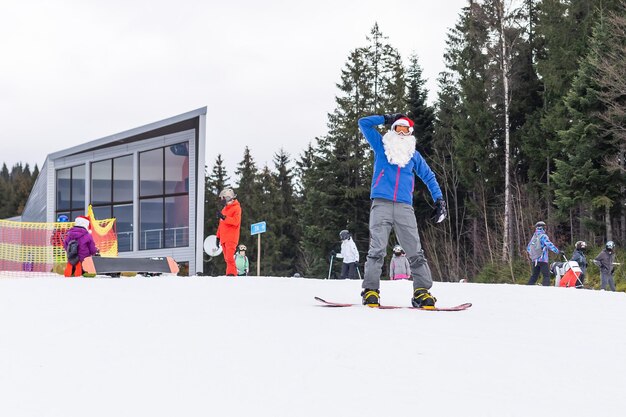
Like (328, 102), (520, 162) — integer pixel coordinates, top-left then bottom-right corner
(394, 125), (413, 136)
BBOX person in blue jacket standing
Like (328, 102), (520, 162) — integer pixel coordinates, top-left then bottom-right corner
(358, 113), (447, 308)
(526, 221), (560, 286)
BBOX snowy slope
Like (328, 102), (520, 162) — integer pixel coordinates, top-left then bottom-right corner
(1, 276), (625, 417)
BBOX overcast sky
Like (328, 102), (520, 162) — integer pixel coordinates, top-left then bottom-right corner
(0, 0), (467, 180)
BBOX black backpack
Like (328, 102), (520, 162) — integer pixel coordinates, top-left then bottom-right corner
(66, 240), (80, 265)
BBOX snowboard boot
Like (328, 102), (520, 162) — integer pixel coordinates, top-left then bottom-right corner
(361, 289), (380, 307)
(412, 288), (437, 309)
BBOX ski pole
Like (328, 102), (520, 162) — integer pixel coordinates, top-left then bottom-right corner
(356, 264), (362, 280)
(327, 254), (334, 280)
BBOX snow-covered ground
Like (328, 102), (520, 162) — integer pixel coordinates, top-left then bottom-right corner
(1, 275), (625, 417)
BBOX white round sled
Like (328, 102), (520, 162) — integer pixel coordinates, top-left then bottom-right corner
(204, 235), (223, 257)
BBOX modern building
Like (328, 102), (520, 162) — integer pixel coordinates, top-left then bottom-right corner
(21, 107), (207, 275)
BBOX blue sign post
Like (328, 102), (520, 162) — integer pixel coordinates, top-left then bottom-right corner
(251, 221), (267, 275)
(251, 221), (266, 235)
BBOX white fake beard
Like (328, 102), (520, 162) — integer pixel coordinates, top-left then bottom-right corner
(382, 131), (416, 167)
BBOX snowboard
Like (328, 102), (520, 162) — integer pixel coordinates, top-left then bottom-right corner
(314, 296), (472, 311)
(82, 256), (179, 276)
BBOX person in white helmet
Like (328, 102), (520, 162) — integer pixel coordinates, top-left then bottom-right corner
(216, 188), (242, 276)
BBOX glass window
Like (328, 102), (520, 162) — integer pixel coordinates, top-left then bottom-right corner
(140, 149), (163, 197)
(113, 155), (133, 202)
(165, 143), (189, 194)
(91, 160), (112, 205)
(90, 155), (134, 251)
(137, 142), (190, 251)
(113, 204), (133, 252)
(70, 210), (85, 222)
(164, 195), (189, 247)
(56, 165), (86, 220)
(71, 165), (85, 209)
(140, 197), (163, 250)
(56, 168), (71, 211)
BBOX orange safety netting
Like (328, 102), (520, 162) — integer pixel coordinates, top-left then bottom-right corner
(0, 206), (117, 276)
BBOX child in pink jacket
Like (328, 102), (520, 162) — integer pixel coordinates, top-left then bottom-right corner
(389, 245), (411, 280)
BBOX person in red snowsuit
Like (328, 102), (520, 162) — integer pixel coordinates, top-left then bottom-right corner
(216, 188), (242, 276)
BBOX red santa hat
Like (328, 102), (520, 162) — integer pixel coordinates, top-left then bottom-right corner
(391, 117), (415, 134)
(74, 215), (91, 230)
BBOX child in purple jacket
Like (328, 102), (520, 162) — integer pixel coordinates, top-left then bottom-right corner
(63, 215), (98, 277)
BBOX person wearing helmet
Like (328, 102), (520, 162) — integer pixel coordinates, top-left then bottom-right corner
(216, 188), (242, 276)
(337, 230), (359, 279)
(389, 245), (411, 280)
(526, 221), (560, 286)
(571, 241), (588, 288)
(594, 241), (617, 291)
(358, 113), (447, 308)
(235, 244), (249, 276)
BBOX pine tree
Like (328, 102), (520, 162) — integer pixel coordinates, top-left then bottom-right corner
(297, 23), (412, 277)
(298, 44), (373, 277)
(405, 53), (437, 239)
(593, 2), (626, 146)
(204, 154), (230, 275)
(234, 146), (261, 267)
(364, 23), (408, 113)
(535, 0), (620, 218)
(552, 8), (622, 242)
(593, 2), (626, 243)
(264, 149), (298, 276)
(405, 53), (435, 154)
(255, 164), (276, 276)
(430, 71), (465, 280)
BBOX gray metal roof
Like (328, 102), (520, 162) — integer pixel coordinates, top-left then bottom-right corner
(20, 107), (207, 223)
(48, 106), (207, 161)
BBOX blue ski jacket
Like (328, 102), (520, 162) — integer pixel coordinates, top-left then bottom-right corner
(526, 228), (559, 263)
(358, 115), (443, 205)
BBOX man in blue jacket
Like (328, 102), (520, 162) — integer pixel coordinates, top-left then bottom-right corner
(358, 113), (447, 308)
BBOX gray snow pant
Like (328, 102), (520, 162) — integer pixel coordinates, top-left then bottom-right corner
(600, 271), (616, 291)
(362, 199), (432, 291)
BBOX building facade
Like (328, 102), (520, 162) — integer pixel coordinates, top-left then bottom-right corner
(21, 107), (207, 274)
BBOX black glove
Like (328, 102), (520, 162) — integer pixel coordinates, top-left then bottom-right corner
(383, 113), (406, 125)
(216, 237), (220, 248)
(217, 210), (225, 220)
(433, 198), (447, 223)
